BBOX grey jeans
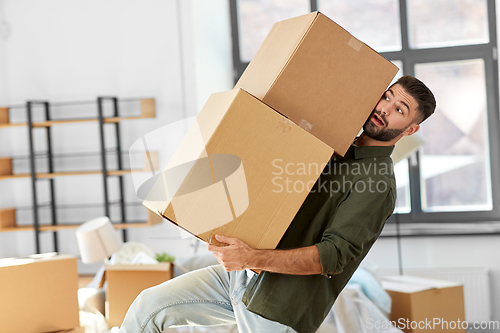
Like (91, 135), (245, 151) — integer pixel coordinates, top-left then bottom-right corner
(119, 264), (297, 333)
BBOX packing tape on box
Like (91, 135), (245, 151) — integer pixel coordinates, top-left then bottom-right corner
(348, 37), (363, 51)
(298, 119), (313, 132)
(278, 118), (293, 133)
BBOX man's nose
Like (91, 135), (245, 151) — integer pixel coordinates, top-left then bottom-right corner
(380, 102), (392, 115)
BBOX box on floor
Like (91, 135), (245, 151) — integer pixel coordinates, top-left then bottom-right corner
(106, 262), (173, 328)
(0, 253), (79, 333)
(382, 275), (466, 333)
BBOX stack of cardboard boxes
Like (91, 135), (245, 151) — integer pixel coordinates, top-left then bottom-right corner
(143, 11), (398, 250)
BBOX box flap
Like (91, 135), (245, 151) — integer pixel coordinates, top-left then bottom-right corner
(382, 275), (462, 293)
(106, 263), (172, 272)
(0, 253), (75, 267)
(235, 12), (317, 99)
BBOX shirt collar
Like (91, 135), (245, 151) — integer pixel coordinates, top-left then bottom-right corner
(351, 144), (395, 160)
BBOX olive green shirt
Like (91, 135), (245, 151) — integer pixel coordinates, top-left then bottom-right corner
(242, 144), (397, 333)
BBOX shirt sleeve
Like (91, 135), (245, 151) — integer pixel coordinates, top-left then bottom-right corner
(315, 177), (396, 278)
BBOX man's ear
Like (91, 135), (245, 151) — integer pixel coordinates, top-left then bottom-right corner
(403, 123), (420, 136)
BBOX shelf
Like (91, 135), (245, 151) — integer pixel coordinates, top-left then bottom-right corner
(2, 222), (151, 232)
(0, 96), (159, 250)
(0, 168), (148, 180)
(0, 98), (155, 128)
(0, 151), (159, 181)
(15, 201), (144, 211)
(0, 208), (162, 233)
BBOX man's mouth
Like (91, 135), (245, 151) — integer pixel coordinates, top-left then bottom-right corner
(371, 113), (385, 126)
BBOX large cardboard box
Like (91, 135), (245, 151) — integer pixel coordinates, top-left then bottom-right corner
(106, 263), (173, 328)
(143, 89), (334, 248)
(235, 11), (398, 156)
(382, 276), (466, 333)
(0, 253), (79, 333)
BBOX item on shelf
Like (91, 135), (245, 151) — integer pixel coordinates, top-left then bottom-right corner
(0, 157), (12, 175)
(0, 106), (8, 124)
(0, 208), (15, 231)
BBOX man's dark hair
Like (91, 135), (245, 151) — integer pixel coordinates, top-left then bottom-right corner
(389, 75), (436, 124)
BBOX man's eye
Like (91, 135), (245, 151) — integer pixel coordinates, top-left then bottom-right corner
(385, 96), (390, 101)
(398, 108), (403, 114)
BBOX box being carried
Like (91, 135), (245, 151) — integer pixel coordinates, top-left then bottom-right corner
(143, 89), (333, 248)
(236, 11), (398, 156)
(0, 253), (79, 333)
(382, 275), (466, 333)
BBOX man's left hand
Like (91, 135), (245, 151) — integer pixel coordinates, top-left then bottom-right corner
(207, 234), (255, 271)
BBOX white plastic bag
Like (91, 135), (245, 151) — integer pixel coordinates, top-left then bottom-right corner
(317, 284), (402, 333)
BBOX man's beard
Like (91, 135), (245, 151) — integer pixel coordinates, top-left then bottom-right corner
(363, 110), (408, 142)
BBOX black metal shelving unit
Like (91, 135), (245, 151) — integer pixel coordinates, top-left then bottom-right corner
(21, 97), (147, 253)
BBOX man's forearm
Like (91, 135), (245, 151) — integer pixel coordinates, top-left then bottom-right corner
(208, 234), (323, 275)
(250, 245), (323, 275)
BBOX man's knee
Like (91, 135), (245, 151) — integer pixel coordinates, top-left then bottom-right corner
(129, 285), (163, 315)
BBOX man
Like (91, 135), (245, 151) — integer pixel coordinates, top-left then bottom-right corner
(119, 75), (436, 333)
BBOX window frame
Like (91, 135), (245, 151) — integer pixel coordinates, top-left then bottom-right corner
(228, 0), (500, 229)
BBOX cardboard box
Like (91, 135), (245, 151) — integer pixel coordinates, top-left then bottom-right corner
(0, 253), (79, 333)
(106, 263), (173, 328)
(235, 11), (398, 156)
(382, 275), (466, 333)
(143, 89), (334, 249)
(0, 156), (13, 175)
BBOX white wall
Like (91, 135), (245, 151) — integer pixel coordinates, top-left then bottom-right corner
(0, 0), (233, 272)
(191, 0), (234, 114)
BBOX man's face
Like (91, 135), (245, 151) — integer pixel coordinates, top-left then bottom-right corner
(363, 84), (420, 142)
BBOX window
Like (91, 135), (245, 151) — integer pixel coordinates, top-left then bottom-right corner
(416, 59), (492, 213)
(236, 0), (310, 62)
(229, 0), (500, 228)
